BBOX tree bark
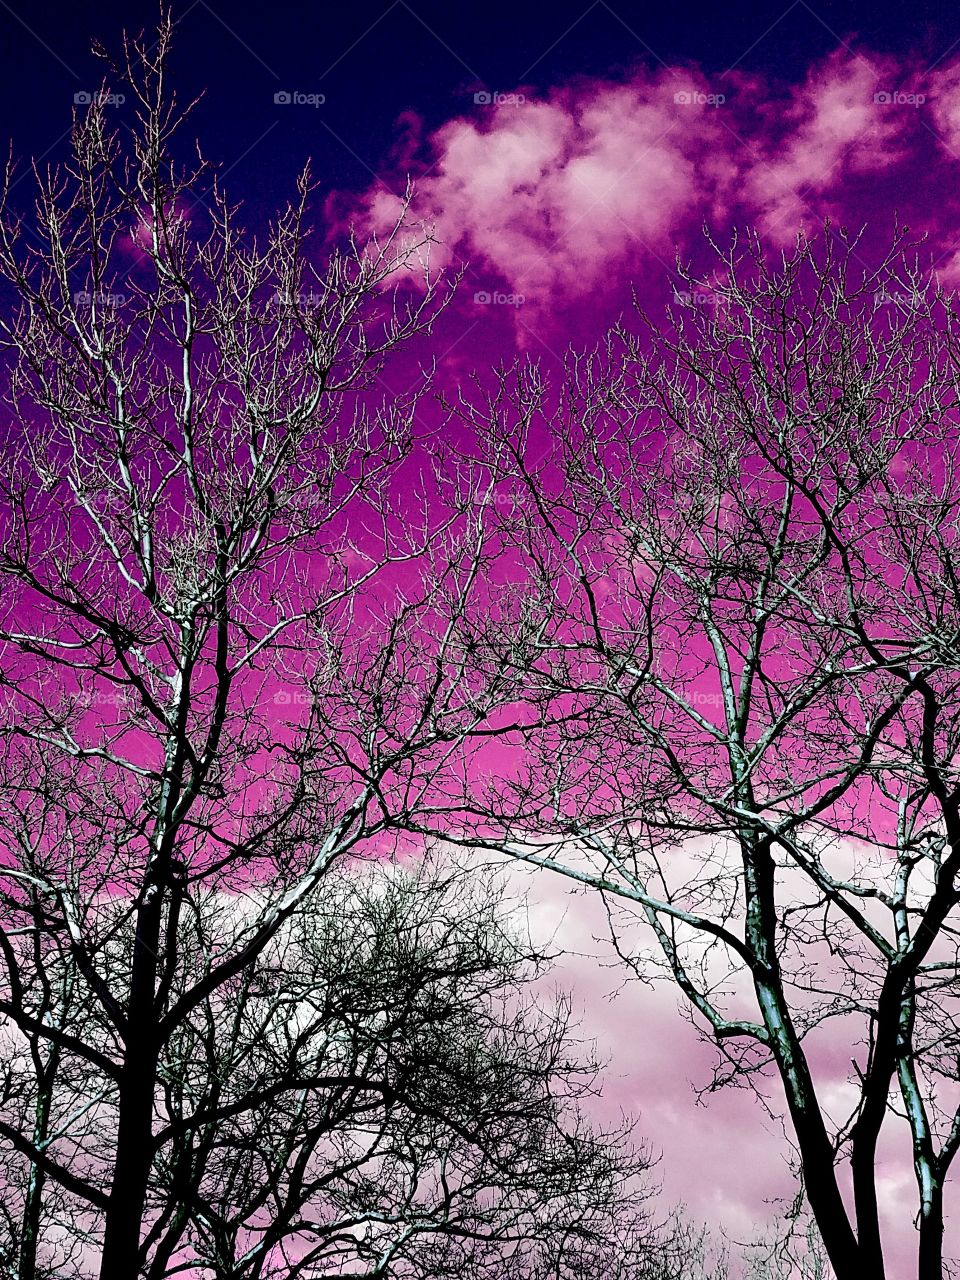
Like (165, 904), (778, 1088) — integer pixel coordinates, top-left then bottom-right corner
(746, 837), (863, 1280)
(99, 886), (163, 1279)
(756, 973), (863, 1280)
(918, 1183), (944, 1280)
(20, 1048), (58, 1280)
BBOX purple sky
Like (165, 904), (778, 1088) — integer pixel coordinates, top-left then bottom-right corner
(4, 0), (960, 1269)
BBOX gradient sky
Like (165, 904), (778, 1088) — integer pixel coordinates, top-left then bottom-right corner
(1, 0), (955, 197)
(4, 0), (960, 1270)
(5, 2), (960, 359)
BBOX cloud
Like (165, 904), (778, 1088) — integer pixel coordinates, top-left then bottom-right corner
(368, 70), (737, 299)
(359, 68), (735, 303)
(929, 59), (960, 159)
(355, 50), (930, 309)
(482, 839), (960, 1273)
(743, 50), (905, 241)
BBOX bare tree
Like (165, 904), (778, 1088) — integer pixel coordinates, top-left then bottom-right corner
(169, 855), (676, 1279)
(0, 847), (680, 1279)
(0, 15), (531, 1276)
(435, 228), (960, 1280)
(741, 1215), (834, 1280)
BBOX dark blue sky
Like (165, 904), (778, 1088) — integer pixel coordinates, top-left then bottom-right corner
(0, 0), (955, 205)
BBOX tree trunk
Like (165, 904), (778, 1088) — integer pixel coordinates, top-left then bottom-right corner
(918, 1183), (944, 1280)
(746, 840), (864, 1280)
(847, 971), (913, 1280)
(99, 887), (163, 1279)
(850, 1136), (885, 1280)
(99, 1052), (159, 1276)
(20, 1048), (58, 1280)
(759, 988), (863, 1280)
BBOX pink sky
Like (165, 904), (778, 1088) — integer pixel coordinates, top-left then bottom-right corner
(7, 32), (957, 1275)
(506, 851), (949, 1276)
(346, 43), (960, 1274)
(350, 44), (960, 355)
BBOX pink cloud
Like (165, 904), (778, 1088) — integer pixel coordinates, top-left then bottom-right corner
(361, 68), (736, 303)
(929, 60), (960, 158)
(510, 852), (960, 1275)
(744, 50), (905, 241)
(355, 49), (944, 311)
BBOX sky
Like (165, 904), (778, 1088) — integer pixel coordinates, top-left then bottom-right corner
(5, 1), (960, 363)
(4, 0), (960, 1271)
